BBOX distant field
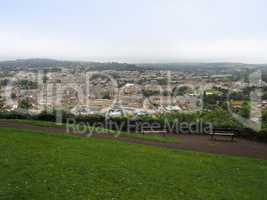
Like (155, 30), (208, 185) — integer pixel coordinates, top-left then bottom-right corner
(0, 128), (266, 200)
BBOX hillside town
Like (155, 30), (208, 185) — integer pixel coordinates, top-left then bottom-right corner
(0, 59), (264, 119)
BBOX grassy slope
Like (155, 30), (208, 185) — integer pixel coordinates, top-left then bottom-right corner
(10, 119), (181, 143)
(0, 128), (266, 200)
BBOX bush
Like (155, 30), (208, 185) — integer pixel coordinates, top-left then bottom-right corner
(35, 111), (56, 121)
(201, 109), (239, 129)
(75, 114), (105, 125)
(0, 110), (31, 120)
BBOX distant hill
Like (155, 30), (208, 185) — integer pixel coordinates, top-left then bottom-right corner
(136, 62), (259, 70)
(0, 58), (140, 71)
(0, 58), (266, 71)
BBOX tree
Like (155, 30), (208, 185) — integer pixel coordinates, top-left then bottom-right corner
(18, 98), (32, 110)
(173, 86), (192, 96)
(0, 96), (5, 109)
(239, 101), (250, 119)
(11, 93), (17, 100)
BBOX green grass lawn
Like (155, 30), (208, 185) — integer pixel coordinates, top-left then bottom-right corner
(9, 119), (181, 143)
(0, 128), (266, 200)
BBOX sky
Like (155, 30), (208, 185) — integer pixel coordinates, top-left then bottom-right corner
(1, 0), (267, 63)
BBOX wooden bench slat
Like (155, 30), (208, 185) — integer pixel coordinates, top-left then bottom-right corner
(143, 131), (167, 134)
(210, 133), (235, 136)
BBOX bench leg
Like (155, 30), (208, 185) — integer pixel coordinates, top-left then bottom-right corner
(210, 134), (214, 140)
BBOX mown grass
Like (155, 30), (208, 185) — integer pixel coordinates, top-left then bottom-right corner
(11, 119), (66, 128)
(9, 119), (180, 143)
(0, 128), (267, 200)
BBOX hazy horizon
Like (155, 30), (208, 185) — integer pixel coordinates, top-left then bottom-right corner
(1, 0), (267, 64)
(1, 57), (266, 65)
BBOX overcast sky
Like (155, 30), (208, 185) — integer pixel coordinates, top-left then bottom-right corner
(1, 0), (267, 63)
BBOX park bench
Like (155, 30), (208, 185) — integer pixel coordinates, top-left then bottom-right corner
(209, 128), (238, 141)
(129, 120), (167, 136)
(141, 124), (167, 136)
(143, 130), (168, 136)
